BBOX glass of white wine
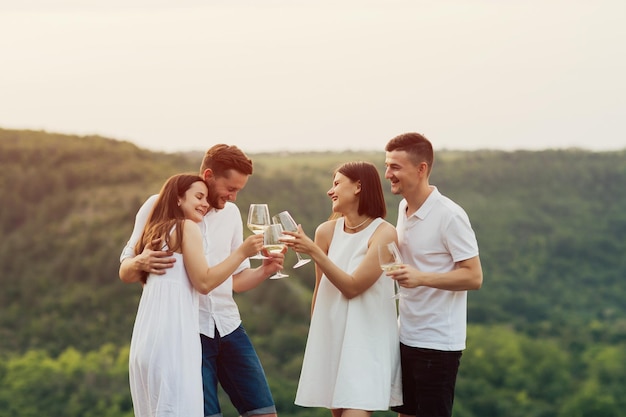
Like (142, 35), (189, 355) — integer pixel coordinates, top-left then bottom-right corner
(247, 204), (271, 259)
(264, 224), (289, 279)
(272, 211), (311, 268)
(378, 241), (403, 299)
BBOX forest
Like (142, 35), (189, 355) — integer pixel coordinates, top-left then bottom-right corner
(1, 127), (625, 417)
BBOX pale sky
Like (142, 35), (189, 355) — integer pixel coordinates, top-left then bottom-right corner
(1, 0), (625, 153)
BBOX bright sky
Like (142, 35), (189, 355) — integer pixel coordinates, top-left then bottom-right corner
(1, 0), (625, 153)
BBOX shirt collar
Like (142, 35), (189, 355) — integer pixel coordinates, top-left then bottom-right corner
(406, 186), (440, 220)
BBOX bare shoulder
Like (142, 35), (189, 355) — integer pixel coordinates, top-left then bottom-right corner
(314, 219), (336, 251)
(371, 220), (398, 243)
(315, 219), (336, 237)
(376, 220), (397, 235)
(182, 220), (203, 243)
(182, 219), (202, 231)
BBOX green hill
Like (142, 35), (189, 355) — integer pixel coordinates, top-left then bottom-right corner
(1, 128), (625, 417)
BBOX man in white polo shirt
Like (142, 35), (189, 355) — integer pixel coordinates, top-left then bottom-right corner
(384, 133), (483, 417)
(119, 144), (284, 417)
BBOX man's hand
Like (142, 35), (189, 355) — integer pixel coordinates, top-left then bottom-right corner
(387, 264), (423, 288)
(387, 256), (482, 291)
(119, 239), (176, 283)
(137, 239), (176, 275)
(260, 246), (286, 277)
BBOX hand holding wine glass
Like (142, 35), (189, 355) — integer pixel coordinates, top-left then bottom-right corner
(272, 211), (311, 268)
(264, 224), (289, 279)
(378, 241), (403, 299)
(247, 204), (270, 259)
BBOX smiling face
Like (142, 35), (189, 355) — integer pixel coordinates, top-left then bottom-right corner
(384, 149), (425, 198)
(179, 180), (210, 222)
(204, 169), (250, 210)
(327, 172), (360, 214)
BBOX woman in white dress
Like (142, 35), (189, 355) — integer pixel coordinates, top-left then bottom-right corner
(283, 161), (402, 417)
(128, 174), (263, 417)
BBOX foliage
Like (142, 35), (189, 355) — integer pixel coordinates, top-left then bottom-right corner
(1, 128), (625, 416)
(0, 345), (133, 417)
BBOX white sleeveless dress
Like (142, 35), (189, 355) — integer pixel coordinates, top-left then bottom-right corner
(129, 250), (203, 417)
(295, 218), (402, 410)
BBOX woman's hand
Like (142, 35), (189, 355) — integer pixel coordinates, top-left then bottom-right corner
(239, 234), (265, 258)
(281, 225), (316, 255)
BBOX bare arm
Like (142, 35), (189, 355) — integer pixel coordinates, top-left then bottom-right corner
(284, 221), (398, 299)
(389, 255), (483, 291)
(310, 257), (324, 316)
(305, 223), (329, 316)
(182, 220), (265, 294)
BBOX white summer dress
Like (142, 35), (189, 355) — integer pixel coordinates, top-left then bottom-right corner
(295, 217), (402, 410)
(129, 249), (203, 417)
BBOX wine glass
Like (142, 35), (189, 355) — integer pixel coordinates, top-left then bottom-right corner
(264, 224), (289, 279)
(247, 204), (270, 259)
(378, 241), (403, 299)
(272, 211), (311, 268)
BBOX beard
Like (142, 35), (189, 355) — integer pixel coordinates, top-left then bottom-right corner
(207, 186), (225, 210)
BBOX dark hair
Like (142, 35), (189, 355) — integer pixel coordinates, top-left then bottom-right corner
(199, 144), (253, 178)
(134, 173), (204, 283)
(335, 161), (386, 219)
(385, 132), (434, 175)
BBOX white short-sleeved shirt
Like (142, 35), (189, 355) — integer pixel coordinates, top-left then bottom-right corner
(120, 195), (249, 338)
(396, 186), (479, 351)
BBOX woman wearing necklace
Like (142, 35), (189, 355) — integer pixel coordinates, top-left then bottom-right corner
(283, 161), (402, 417)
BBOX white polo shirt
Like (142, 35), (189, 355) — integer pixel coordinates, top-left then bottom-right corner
(120, 195), (249, 338)
(396, 186), (479, 351)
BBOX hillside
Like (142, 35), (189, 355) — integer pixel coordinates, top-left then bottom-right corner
(1, 128), (625, 417)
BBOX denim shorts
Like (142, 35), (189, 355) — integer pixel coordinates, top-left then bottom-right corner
(201, 325), (275, 417)
(391, 344), (462, 417)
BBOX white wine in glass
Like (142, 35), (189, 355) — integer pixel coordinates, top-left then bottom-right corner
(247, 204), (271, 259)
(264, 224), (289, 279)
(378, 241), (403, 299)
(272, 211), (311, 268)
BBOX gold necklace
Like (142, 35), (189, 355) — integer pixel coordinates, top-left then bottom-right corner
(344, 217), (372, 230)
